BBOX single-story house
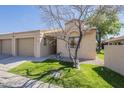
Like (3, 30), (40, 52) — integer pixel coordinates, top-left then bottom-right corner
(0, 20), (96, 60)
(105, 35), (124, 45)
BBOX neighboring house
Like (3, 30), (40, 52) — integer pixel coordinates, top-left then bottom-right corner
(104, 35), (124, 45)
(0, 20), (96, 60)
(104, 35), (124, 76)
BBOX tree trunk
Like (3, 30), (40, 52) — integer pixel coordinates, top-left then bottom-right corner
(67, 42), (75, 64)
(74, 29), (83, 69)
(97, 30), (101, 53)
(98, 41), (101, 53)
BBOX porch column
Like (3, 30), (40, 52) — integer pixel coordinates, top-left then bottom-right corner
(34, 34), (42, 57)
(12, 37), (16, 56)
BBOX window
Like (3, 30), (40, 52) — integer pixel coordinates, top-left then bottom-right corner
(69, 37), (79, 48)
(44, 38), (47, 46)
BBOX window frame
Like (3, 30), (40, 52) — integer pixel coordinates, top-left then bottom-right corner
(68, 36), (80, 48)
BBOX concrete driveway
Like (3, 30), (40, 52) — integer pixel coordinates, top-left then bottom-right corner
(0, 54), (11, 60)
(0, 70), (59, 88)
(0, 55), (52, 71)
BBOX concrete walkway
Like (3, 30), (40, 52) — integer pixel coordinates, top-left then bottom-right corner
(80, 57), (104, 66)
(50, 55), (104, 66)
(0, 70), (59, 88)
(0, 56), (52, 71)
(0, 54), (11, 60)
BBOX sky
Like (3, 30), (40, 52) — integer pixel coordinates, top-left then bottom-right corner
(0, 5), (124, 36)
(0, 5), (48, 33)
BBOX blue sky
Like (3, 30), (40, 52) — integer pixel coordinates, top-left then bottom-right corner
(0, 5), (48, 33)
(0, 5), (124, 36)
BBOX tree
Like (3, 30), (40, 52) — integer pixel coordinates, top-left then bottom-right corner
(39, 5), (122, 69)
(88, 6), (121, 52)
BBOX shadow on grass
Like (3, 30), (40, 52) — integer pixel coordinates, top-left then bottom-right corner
(8, 59), (85, 88)
(26, 67), (72, 87)
(93, 66), (124, 88)
(9, 60), (94, 88)
(32, 59), (74, 67)
(26, 60), (75, 87)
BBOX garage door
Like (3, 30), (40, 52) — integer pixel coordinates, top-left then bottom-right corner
(2, 39), (12, 55)
(17, 38), (34, 57)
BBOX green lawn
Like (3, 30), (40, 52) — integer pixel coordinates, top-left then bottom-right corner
(9, 59), (124, 88)
(97, 50), (104, 60)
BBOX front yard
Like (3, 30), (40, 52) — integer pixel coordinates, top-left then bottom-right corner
(97, 50), (104, 60)
(9, 59), (124, 88)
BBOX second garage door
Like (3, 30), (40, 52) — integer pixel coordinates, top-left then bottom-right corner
(17, 38), (34, 57)
(2, 39), (12, 55)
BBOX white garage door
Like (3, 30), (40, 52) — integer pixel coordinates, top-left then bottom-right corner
(2, 39), (12, 55)
(17, 38), (34, 57)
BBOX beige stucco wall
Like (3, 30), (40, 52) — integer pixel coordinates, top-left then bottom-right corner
(0, 27), (96, 59)
(104, 45), (124, 76)
(57, 30), (96, 60)
(0, 30), (56, 57)
(0, 30), (41, 57)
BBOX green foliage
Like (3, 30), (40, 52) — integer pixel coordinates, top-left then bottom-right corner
(89, 12), (121, 40)
(89, 10), (121, 52)
(9, 59), (124, 88)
